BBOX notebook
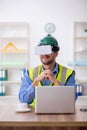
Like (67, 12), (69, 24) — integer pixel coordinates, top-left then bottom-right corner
(35, 86), (75, 114)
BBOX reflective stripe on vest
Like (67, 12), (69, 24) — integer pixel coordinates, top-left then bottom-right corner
(28, 64), (74, 107)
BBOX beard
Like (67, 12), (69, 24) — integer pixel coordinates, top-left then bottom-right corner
(41, 59), (55, 65)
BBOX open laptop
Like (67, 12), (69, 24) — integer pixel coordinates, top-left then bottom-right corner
(35, 86), (75, 114)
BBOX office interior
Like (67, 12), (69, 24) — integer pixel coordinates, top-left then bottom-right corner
(0, 0), (87, 103)
(0, 1), (87, 130)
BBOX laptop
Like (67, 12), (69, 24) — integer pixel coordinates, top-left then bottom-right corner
(35, 86), (75, 114)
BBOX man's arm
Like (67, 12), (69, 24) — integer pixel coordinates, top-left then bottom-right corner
(19, 70), (35, 104)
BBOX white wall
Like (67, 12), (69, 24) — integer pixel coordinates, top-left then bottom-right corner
(0, 0), (87, 68)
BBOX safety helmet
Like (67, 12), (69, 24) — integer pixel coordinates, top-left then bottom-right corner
(38, 34), (60, 52)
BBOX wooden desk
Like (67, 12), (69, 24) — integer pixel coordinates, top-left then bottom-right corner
(0, 97), (87, 130)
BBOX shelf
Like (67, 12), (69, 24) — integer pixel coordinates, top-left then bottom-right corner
(0, 22), (29, 96)
(76, 78), (87, 83)
(68, 65), (87, 68)
(69, 66), (87, 68)
(68, 62), (87, 67)
(0, 80), (21, 84)
(75, 50), (87, 53)
(0, 22), (28, 26)
(0, 63), (27, 68)
(73, 22), (87, 87)
(0, 63), (28, 69)
(74, 37), (87, 39)
(0, 62), (26, 65)
(74, 66), (87, 69)
(74, 22), (87, 24)
(0, 37), (28, 39)
(0, 50), (28, 53)
(69, 66), (87, 69)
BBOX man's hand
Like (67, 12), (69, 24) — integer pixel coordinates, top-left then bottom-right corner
(32, 70), (60, 87)
(44, 70), (60, 86)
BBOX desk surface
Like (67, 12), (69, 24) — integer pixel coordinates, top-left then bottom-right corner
(0, 96), (87, 127)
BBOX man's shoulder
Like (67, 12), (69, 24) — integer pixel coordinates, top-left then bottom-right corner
(57, 63), (75, 72)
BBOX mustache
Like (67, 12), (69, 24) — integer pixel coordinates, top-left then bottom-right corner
(41, 55), (51, 58)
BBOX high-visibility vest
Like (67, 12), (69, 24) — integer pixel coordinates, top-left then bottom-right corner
(28, 63), (74, 107)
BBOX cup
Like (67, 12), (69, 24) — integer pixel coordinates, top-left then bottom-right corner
(16, 103), (29, 111)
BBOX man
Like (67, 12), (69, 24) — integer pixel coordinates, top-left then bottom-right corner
(19, 34), (76, 106)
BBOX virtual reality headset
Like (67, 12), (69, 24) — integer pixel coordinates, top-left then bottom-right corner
(35, 45), (59, 55)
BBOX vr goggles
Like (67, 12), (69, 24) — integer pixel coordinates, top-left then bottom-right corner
(35, 45), (59, 55)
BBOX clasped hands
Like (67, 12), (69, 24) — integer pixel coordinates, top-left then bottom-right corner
(32, 70), (60, 87)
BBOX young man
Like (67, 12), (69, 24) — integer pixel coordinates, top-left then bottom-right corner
(19, 34), (76, 106)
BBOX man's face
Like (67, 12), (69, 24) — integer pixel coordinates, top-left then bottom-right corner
(40, 52), (58, 65)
